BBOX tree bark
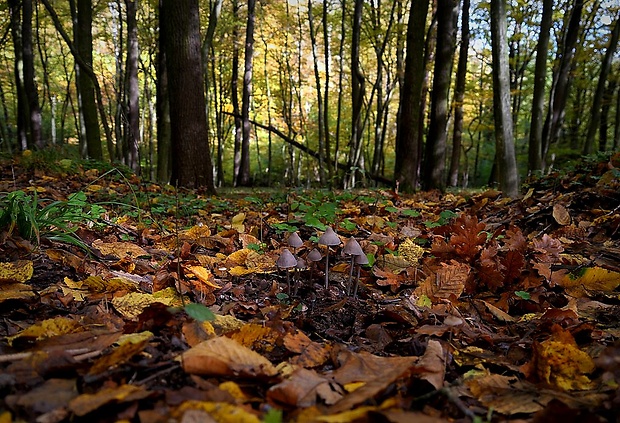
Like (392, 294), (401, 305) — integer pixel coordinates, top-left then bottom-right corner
(231, 0), (243, 185)
(346, 0), (365, 188)
(21, 0), (43, 150)
(541, 0), (583, 162)
(162, 0), (216, 192)
(583, 15), (620, 154)
(422, 0), (459, 191)
(395, 0), (430, 193)
(490, 0), (519, 197)
(125, 0), (140, 172)
(307, 0), (326, 183)
(236, 0), (256, 187)
(156, 0), (171, 183)
(448, 0), (470, 187)
(528, 0), (553, 173)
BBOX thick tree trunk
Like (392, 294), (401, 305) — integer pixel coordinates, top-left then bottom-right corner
(490, 0), (519, 197)
(422, 0), (459, 191)
(162, 0), (216, 192)
(21, 0), (43, 150)
(156, 0), (171, 183)
(395, 0), (430, 193)
(9, 0), (29, 150)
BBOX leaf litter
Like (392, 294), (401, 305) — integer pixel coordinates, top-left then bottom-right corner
(1, 156), (620, 422)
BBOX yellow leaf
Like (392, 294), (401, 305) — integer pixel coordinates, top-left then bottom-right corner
(174, 401), (260, 423)
(0, 260), (33, 284)
(231, 212), (246, 233)
(559, 267), (620, 298)
(219, 381), (249, 401)
(7, 317), (83, 346)
(186, 265), (220, 289)
(398, 238), (425, 265)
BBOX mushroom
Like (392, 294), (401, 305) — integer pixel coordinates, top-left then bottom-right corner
(287, 232), (303, 254)
(352, 252), (369, 299)
(306, 248), (323, 283)
(342, 237), (364, 295)
(318, 226), (341, 289)
(293, 257), (307, 296)
(277, 248), (297, 294)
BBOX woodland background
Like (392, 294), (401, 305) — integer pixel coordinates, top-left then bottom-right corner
(1, 0), (620, 194)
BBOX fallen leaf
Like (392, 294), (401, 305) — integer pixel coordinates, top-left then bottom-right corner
(179, 336), (278, 378)
(0, 260), (33, 284)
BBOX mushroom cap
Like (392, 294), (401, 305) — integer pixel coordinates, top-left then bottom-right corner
(277, 248), (297, 268)
(307, 248), (323, 262)
(342, 237), (364, 256)
(318, 226), (340, 246)
(287, 232), (303, 248)
(296, 257), (307, 269)
(355, 253), (369, 265)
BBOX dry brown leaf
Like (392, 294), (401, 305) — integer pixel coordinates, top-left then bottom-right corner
(283, 330), (331, 368)
(552, 203), (571, 226)
(414, 260), (470, 300)
(267, 367), (342, 407)
(69, 384), (151, 416)
(179, 336), (278, 378)
(91, 239), (148, 259)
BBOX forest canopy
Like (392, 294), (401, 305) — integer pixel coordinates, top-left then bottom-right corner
(1, 0), (619, 192)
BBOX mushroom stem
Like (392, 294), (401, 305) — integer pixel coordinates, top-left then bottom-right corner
(324, 249), (330, 289)
(352, 266), (361, 298)
(347, 257), (355, 295)
(286, 271), (291, 295)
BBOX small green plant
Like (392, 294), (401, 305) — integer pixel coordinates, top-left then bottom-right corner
(0, 189), (103, 249)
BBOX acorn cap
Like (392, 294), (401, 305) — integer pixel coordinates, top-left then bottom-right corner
(307, 248), (323, 262)
(277, 249), (297, 268)
(355, 253), (369, 265)
(343, 237), (364, 256)
(318, 226), (340, 246)
(287, 232), (303, 248)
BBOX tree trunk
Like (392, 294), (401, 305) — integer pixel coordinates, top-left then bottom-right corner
(156, 0), (171, 183)
(162, 0), (216, 192)
(22, 0), (43, 150)
(231, 0), (243, 185)
(448, 0), (470, 187)
(490, 0), (519, 197)
(9, 0), (29, 150)
(76, 0), (102, 159)
(125, 0), (140, 172)
(600, 77), (617, 152)
(528, 0), (553, 173)
(237, 0), (256, 187)
(583, 15), (620, 154)
(542, 0), (583, 163)
(395, 0), (430, 193)
(422, 0), (459, 191)
(347, 0), (365, 188)
(308, 0), (326, 183)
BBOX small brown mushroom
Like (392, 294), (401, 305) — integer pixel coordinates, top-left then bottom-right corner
(277, 248), (297, 294)
(318, 226), (341, 289)
(352, 252), (369, 299)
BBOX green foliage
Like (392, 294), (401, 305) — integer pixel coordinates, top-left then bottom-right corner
(184, 303), (216, 322)
(514, 291), (531, 300)
(0, 190), (102, 249)
(424, 210), (458, 228)
(262, 408), (283, 423)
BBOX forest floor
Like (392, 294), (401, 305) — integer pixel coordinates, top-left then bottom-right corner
(1, 152), (620, 423)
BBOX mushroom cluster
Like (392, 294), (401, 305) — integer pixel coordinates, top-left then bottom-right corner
(276, 227), (369, 298)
